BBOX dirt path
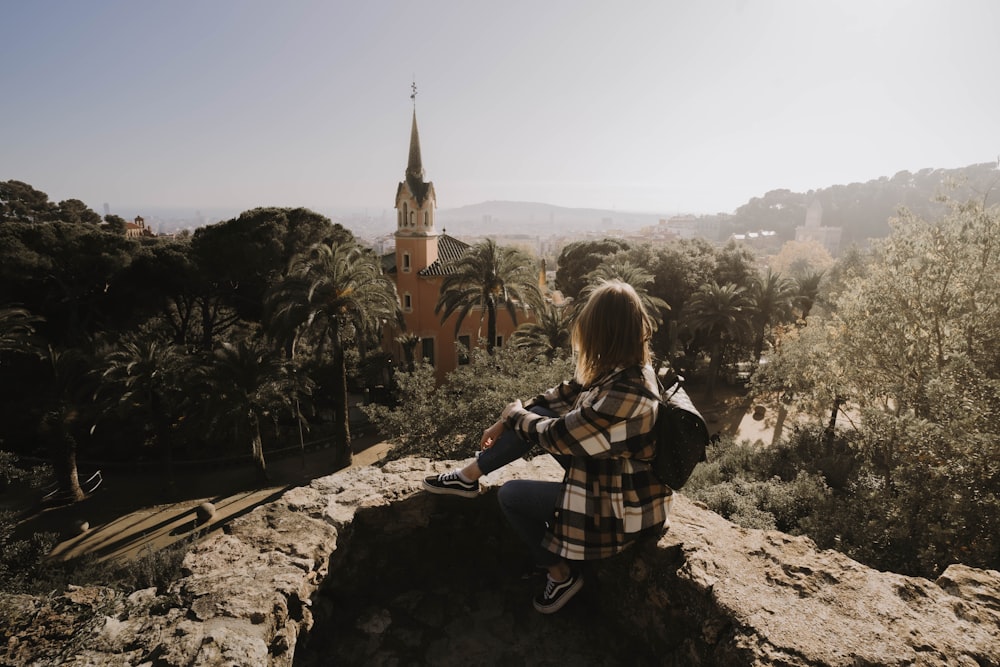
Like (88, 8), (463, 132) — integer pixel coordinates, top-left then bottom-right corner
(12, 436), (393, 564)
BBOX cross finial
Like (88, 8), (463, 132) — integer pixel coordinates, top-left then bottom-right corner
(410, 79), (417, 104)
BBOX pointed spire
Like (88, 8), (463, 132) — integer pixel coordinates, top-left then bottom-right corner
(400, 80), (432, 208)
(406, 108), (424, 182)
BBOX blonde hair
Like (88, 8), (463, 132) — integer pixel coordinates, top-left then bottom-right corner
(572, 280), (653, 386)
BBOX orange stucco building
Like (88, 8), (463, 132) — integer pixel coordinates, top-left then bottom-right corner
(382, 108), (529, 382)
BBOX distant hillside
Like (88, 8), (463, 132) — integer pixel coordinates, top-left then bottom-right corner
(436, 200), (664, 236)
(432, 163), (1000, 243)
(717, 162), (1000, 245)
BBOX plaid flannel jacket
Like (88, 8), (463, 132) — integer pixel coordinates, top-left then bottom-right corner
(504, 364), (672, 560)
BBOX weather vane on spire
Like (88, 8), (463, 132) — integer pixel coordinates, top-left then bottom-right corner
(411, 79), (418, 105)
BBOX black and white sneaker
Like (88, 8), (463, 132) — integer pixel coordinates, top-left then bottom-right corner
(421, 471), (479, 498)
(533, 570), (584, 614)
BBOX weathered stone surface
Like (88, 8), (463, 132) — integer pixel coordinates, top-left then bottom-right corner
(1, 456), (998, 666)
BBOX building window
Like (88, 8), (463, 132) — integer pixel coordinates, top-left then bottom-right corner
(495, 335), (503, 348)
(421, 337), (435, 367)
(424, 211), (429, 227)
(403, 292), (412, 312)
(402, 252), (411, 273)
(458, 335), (471, 365)
(402, 203), (408, 227)
(409, 211), (415, 227)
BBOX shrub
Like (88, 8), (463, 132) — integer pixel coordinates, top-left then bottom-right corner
(363, 345), (573, 461)
(689, 472), (830, 534)
(0, 510), (59, 594)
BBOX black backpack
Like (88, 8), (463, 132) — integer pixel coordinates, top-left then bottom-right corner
(645, 374), (710, 490)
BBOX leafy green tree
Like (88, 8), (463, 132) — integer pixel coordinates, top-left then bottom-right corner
(835, 201), (1000, 417)
(118, 237), (244, 350)
(53, 199), (102, 225)
(554, 238), (630, 300)
(748, 199), (1000, 576)
(713, 239), (758, 289)
(749, 317), (851, 444)
(683, 282), (755, 398)
(265, 241), (399, 469)
(191, 207), (351, 325)
(0, 222), (138, 346)
(770, 239), (835, 280)
(195, 338), (310, 482)
(103, 214), (128, 235)
(626, 239), (718, 364)
(510, 303), (572, 360)
(435, 238), (540, 355)
(747, 268), (798, 360)
(0, 180), (55, 223)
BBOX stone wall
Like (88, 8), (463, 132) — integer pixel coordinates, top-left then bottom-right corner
(2, 457), (999, 666)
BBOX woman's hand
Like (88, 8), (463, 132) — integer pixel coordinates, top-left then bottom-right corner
(480, 420), (505, 450)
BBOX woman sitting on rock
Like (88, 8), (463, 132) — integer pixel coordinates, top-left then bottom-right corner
(423, 279), (672, 613)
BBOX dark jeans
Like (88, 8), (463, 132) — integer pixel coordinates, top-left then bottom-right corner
(480, 406), (570, 568)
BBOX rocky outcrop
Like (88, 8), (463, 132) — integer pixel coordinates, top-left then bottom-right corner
(2, 456), (999, 666)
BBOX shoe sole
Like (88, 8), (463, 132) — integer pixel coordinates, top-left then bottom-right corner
(421, 479), (479, 498)
(533, 575), (584, 614)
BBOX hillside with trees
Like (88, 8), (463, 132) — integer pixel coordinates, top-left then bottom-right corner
(1, 182), (396, 529)
(3, 173), (999, 594)
(709, 162), (1000, 244)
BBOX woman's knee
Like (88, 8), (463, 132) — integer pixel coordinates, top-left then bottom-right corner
(496, 479), (521, 512)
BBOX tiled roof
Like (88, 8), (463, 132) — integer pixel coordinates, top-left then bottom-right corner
(418, 234), (471, 276)
(381, 234), (471, 276)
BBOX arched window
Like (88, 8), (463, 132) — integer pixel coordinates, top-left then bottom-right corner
(402, 252), (411, 273)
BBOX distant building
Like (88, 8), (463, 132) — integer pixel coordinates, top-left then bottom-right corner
(381, 108), (533, 382)
(729, 229), (781, 254)
(795, 200), (842, 256)
(124, 216), (155, 238)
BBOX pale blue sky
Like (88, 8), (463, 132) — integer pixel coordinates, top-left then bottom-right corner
(2, 0), (998, 216)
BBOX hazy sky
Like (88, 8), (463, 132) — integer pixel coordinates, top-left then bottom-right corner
(2, 0), (998, 216)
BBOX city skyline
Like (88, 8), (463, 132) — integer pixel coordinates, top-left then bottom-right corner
(2, 1), (998, 217)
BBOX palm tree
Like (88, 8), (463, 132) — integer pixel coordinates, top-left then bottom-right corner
(97, 338), (189, 494)
(0, 306), (43, 361)
(683, 282), (755, 398)
(796, 270), (825, 321)
(395, 332), (420, 372)
(435, 239), (541, 354)
(580, 261), (670, 330)
(197, 338), (310, 482)
(747, 268), (798, 361)
(39, 346), (98, 502)
(265, 241), (399, 469)
(511, 303), (572, 360)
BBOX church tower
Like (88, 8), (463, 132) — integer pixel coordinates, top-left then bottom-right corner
(382, 88), (532, 380)
(394, 98), (438, 275)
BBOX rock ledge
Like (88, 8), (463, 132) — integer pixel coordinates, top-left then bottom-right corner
(2, 456), (998, 666)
